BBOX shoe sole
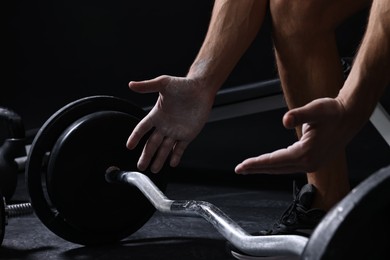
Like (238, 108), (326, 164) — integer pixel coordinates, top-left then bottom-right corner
(231, 250), (300, 260)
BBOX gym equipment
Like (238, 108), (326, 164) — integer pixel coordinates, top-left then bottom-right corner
(0, 107), (26, 201)
(25, 96), (167, 245)
(24, 95), (389, 258)
(303, 165), (390, 259)
(106, 165), (390, 259)
(0, 192), (33, 245)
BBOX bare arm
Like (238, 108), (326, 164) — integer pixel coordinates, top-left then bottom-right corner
(127, 0), (267, 173)
(337, 0), (390, 132)
(187, 0), (267, 92)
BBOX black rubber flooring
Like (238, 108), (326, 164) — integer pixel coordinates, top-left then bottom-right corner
(1, 170), (300, 260)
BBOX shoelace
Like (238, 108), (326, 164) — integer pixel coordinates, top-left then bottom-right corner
(276, 182), (308, 226)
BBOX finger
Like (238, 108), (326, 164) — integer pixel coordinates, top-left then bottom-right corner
(137, 130), (164, 171)
(283, 101), (322, 129)
(235, 158), (301, 174)
(126, 117), (153, 150)
(170, 141), (189, 168)
(235, 145), (303, 174)
(236, 164), (304, 174)
(282, 112), (297, 129)
(129, 76), (169, 94)
(150, 137), (176, 173)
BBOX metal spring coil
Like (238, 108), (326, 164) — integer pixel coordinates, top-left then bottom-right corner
(7, 203), (33, 217)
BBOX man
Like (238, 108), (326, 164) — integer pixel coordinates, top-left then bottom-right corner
(126, 0), (389, 258)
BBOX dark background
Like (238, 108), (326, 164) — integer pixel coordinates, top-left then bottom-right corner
(2, 1), (388, 182)
(3, 1), (369, 130)
(3, 0), (270, 130)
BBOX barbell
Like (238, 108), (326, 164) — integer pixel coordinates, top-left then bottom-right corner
(0, 107), (26, 202)
(0, 192), (33, 245)
(4, 95), (388, 259)
(105, 165), (390, 259)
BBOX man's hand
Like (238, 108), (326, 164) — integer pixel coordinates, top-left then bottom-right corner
(127, 75), (214, 173)
(235, 97), (354, 174)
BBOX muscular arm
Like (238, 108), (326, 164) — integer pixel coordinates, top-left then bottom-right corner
(337, 0), (390, 133)
(235, 0), (390, 174)
(188, 0), (267, 93)
(127, 0), (267, 172)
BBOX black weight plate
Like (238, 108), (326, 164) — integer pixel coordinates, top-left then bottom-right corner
(302, 165), (390, 260)
(47, 111), (157, 243)
(26, 96), (166, 245)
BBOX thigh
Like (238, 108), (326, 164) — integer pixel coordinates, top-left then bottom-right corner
(270, 0), (372, 30)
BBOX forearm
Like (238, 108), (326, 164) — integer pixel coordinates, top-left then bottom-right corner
(187, 0), (267, 94)
(338, 0), (390, 126)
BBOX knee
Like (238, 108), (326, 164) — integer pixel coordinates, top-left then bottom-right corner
(270, 0), (332, 38)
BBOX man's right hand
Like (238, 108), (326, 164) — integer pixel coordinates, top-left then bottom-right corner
(127, 75), (215, 173)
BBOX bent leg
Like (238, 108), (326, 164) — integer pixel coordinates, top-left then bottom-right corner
(270, 0), (372, 210)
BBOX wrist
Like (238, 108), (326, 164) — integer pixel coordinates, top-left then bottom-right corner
(187, 59), (225, 96)
(336, 80), (374, 140)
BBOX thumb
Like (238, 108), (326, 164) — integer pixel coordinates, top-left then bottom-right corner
(129, 76), (169, 94)
(283, 102), (319, 129)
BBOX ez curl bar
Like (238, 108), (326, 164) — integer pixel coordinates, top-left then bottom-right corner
(104, 166), (390, 259)
(105, 166), (308, 257)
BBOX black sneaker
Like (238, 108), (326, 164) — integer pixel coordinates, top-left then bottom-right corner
(228, 182), (326, 259)
(259, 182), (326, 237)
